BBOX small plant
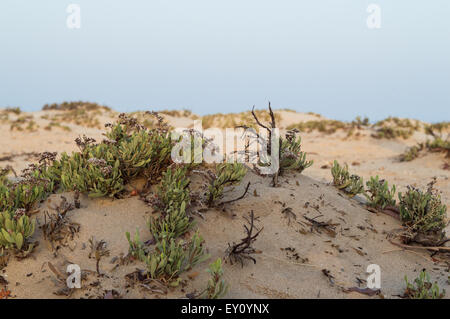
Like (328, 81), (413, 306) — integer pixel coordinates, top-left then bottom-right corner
(59, 151), (124, 198)
(206, 163), (247, 207)
(398, 179), (447, 244)
(144, 232), (209, 286)
(398, 123), (449, 162)
(153, 167), (190, 212)
(88, 237), (110, 275)
(399, 144), (424, 162)
(0, 158), (59, 213)
(0, 209), (36, 254)
(364, 176), (396, 210)
(148, 201), (194, 242)
(426, 136), (450, 158)
(199, 258), (229, 299)
(331, 160), (364, 197)
(125, 229), (147, 261)
(117, 127), (173, 183)
(287, 119), (347, 134)
(372, 126), (414, 140)
(279, 131), (313, 175)
(403, 270), (445, 299)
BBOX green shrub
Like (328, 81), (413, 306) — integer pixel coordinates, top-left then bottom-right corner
(125, 229), (147, 261)
(0, 210), (35, 254)
(287, 120), (347, 134)
(279, 132), (313, 174)
(372, 126), (414, 140)
(59, 151), (124, 198)
(331, 160), (364, 197)
(398, 182), (447, 237)
(206, 163), (247, 206)
(364, 176), (396, 210)
(148, 201), (193, 242)
(144, 232), (209, 286)
(106, 113), (173, 182)
(153, 167), (190, 212)
(404, 270), (445, 299)
(399, 144), (424, 162)
(200, 258), (229, 299)
(117, 129), (173, 182)
(0, 166), (56, 212)
(426, 137), (450, 157)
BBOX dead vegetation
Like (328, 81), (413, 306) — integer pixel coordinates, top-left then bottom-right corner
(225, 211), (263, 267)
(41, 195), (80, 255)
(88, 237), (110, 276)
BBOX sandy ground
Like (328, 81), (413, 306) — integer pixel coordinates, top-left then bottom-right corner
(0, 108), (448, 299)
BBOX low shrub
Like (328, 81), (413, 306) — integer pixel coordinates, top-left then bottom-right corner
(144, 232), (209, 286)
(364, 176), (396, 210)
(0, 163), (57, 212)
(398, 180), (447, 242)
(372, 126), (414, 140)
(279, 131), (313, 174)
(206, 163), (247, 206)
(59, 151), (124, 198)
(331, 160), (364, 197)
(125, 229), (147, 261)
(404, 270), (445, 299)
(148, 201), (193, 242)
(153, 167), (190, 212)
(399, 144), (424, 162)
(200, 258), (229, 299)
(0, 210), (35, 254)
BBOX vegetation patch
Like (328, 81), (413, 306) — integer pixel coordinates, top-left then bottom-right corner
(398, 179), (447, 245)
(364, 176), (396, 210)
(403, 270), (445, 299)
(331, 160), (364, 197)
(206, 163), (247, 207)
(198, 258), (229, 299)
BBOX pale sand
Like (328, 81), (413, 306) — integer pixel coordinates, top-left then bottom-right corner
(0, 108), (448, 299)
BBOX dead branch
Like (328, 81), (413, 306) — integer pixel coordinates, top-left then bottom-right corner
(220, 182), (251, 205)
(226, 210), (263, 267)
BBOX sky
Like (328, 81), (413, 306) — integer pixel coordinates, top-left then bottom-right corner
(0, 1), (449, 122)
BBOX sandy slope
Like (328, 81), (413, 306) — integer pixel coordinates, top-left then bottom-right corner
(0, 108), (448, 299)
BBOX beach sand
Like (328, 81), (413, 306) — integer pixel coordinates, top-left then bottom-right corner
(0, 108), (448, 299)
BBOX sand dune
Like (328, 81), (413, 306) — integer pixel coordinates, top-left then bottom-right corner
(0, 107), (448, 299)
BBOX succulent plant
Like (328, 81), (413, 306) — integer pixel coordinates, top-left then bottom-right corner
(0, 210), (35, 253)
(404, 270), (445, 299)
(279, 132), (313, 174)
(59, 151), (124, 198)
(118, 129), (173, 182)
(398, 181), (447, 238)
(0, 166), (55, 212)
(125, 229), (147, 261)
(207, 163), (247, 206)
(144, 231), (209, 286)
(331, 160), (364, 197)
(153, 167), (190, 212)
(364, 176), (396, 210)
(200, 258), (229, 299)
(148, 201), (194, 242)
